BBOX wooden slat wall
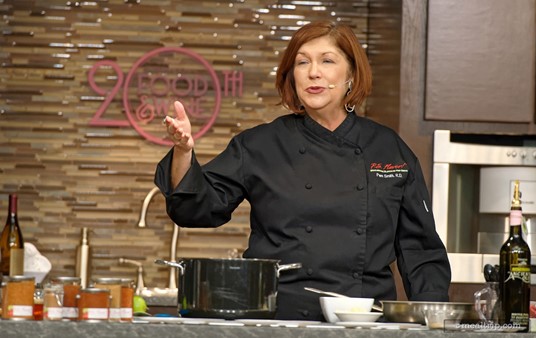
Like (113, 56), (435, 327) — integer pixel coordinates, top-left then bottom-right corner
(365, 0), (401, 131)
(0, 0), (400, 287)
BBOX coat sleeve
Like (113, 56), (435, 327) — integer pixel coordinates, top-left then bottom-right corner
(154, 137), (247, 228)
(395, 157), (451, 301)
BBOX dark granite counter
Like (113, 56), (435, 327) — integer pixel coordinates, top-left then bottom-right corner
(0, 319), (533, 338)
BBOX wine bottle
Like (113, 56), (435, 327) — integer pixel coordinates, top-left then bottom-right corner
(499, 180), (530, 332)
(0, 194), (25, 276)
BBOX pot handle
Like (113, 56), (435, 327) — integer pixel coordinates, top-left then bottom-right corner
(276, 262), (302, 277)
(154, 259), (185, 275)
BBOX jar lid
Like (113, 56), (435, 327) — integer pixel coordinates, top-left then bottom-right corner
(80, 287), (111, 294)
(91, 277), (122, 285)
(120, 278), (134, 285)
(51, 276), (81, 284)
(7, 275), (35, 282)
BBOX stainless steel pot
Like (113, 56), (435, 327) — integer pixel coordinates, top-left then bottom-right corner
(380, 300), (478, 324)
(156, 258), (301, 319)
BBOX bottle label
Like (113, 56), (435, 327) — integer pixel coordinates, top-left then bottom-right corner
(109, 308), (121, 320)
(510, 312), (529, 328)
(510, 210), (522, 226)
(8, 305), (33, 317)
(63, 307), (78, 319)
(9, 248), (24, 276)
(121, 307), (133, 319)
(44, 307), (63, 320)
(506, 265), (531, 284)
(81, 307), (109, 320)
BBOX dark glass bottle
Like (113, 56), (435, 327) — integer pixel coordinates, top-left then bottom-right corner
(0, 194), (25, 276)
(499, 180), (530, 332)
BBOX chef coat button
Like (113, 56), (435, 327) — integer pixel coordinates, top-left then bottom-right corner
(305, 183), (312, 189)
(356, 228), (364, 235)
(356, 184), (364, 191)
(305, 225), (313, 233)
(355, 147), (362, 155)
(306, 268), (313, 275)
(301, 310), (309, 317)
(299, 147), (306, 154)
(352, 272), (359, 279)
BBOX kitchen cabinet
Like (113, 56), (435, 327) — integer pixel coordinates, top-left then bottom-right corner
(399, 0), (536, 190)
(425, 0), (535, 123)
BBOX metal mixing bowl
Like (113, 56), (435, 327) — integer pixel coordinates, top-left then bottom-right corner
(380, 301), (477, 324)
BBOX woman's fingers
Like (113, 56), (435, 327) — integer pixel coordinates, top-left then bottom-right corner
(162, 101), (194, 149)
(170, 125), (193, 149)
(174, 101), (190, 124)
(175, 132), (191, 143)
(163, 101), (190, 126)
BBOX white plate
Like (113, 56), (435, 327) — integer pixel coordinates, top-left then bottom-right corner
(334, 311), (382, 322)
(234, 319), (321, 327)
(335, 321), (425, 329)
(132, 316), (225, 325)
(233, 319), (282, 326)
(133, 316), (190, 324)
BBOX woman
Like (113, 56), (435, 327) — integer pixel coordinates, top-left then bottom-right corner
(155, 20), (451, 321)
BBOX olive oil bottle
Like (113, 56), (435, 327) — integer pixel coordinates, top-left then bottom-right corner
(499, 180), (530, 332)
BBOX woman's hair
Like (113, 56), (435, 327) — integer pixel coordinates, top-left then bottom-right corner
(275, 20), (372, 113)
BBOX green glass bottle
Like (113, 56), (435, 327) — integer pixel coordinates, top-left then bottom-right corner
(499, 180), (530, 332)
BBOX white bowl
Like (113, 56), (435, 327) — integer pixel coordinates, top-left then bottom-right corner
(335, 311), (382, 323)
(319, 296), (375, 323)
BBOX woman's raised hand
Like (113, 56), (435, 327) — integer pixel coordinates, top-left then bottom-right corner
(163, 101), (195, 152)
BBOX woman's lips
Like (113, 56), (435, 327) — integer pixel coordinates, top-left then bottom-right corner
(305, 86), (325, 94)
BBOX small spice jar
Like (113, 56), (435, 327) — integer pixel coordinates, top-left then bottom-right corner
(1, 275), (35, 320)
(50, 276), (81, 320)
(91, 278), (122, 322)
(120, 278), (134, 322)
(33, 283), (44, 320)
(77, 288), (110, 322)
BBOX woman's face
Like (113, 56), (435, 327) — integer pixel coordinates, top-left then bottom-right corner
(293, 35), (351, 115)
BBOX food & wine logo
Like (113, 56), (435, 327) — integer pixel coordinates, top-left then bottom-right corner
(87, 47), (243, 145)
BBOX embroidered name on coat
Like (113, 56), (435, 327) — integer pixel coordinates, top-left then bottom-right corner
(369, 162), (408, 178)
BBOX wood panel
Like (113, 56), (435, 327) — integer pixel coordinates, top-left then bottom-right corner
(365, 0), (402, 131)
(425, 0), (535, 123)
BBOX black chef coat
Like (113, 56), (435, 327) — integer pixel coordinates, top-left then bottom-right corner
(154, 112), (451, 321)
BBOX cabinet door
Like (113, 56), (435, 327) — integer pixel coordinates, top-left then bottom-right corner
(425, 0), (535, 122)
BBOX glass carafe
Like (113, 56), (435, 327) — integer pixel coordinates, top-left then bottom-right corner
(474, 281), (500, 324)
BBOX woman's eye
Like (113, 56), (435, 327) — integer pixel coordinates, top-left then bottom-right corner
(296, 59), (308, 65)
(322, 59), (334, 64)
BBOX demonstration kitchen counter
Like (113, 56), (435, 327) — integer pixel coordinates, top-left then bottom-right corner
(0, 319), (532, 338)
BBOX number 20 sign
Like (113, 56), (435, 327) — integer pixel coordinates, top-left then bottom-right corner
(87, 47), (242, 146)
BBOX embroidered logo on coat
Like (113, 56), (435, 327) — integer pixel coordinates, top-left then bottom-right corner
(369, 162), (408, 178)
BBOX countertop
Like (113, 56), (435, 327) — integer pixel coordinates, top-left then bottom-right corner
(0, 318), (532, 338)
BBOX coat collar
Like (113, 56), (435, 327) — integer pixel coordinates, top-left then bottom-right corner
(302, 112), (360, 147)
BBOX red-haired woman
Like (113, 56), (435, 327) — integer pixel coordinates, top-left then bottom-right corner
(157, 20), (450, 321)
